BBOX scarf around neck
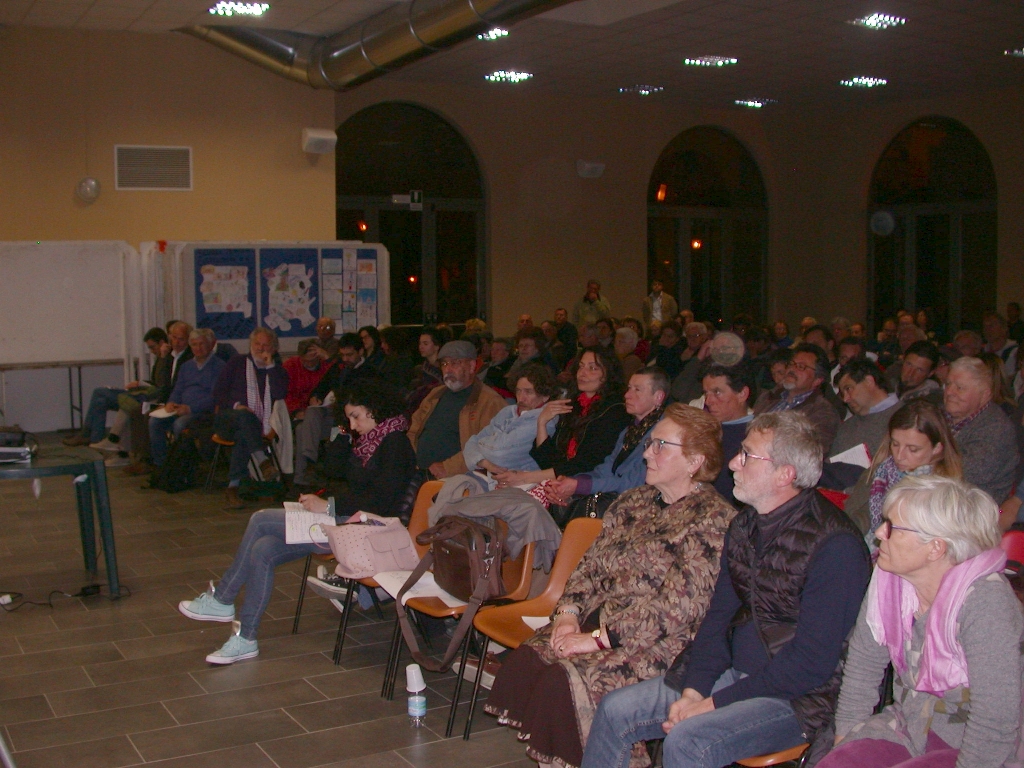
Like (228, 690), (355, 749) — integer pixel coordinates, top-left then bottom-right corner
(245, 357), (273, 435)
(612, 405), (664, 472)
(566, 392), (601, 459)
(868, 456), (933, 532)
(865, 547), (1006, 695)
(353, 414), (409, 467)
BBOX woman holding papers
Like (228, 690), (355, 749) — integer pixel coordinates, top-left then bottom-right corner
(178, 379), (415, 665)
(844, 400), (962, 542)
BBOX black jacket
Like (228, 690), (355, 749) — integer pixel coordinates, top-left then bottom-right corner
(334, 431), (417, 519)
(529, 397), (632, 477)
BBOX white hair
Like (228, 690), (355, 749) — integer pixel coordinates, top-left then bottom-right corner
(615, 326), (638, 350)
(747, 411), (823, 489)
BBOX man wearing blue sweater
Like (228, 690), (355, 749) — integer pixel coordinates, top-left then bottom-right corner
(582, 411), (870, 768)
(149, 329), (225, 466)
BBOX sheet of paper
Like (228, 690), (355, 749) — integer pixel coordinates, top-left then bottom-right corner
(343, 249), (357, 271)
(148, 407), (173, 419)
(357, 259), (376, 274)
(522, 616), (551, 631)
(198, 264), (252, 317)
(323, 274), (345, 290)
(342, 311), (358, 332)
(374, 570), (467, 607)
(284, 503), (335, 545)
(828, 443), (872, 468)
(322, 258), (343, 274)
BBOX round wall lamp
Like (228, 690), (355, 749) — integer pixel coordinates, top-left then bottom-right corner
(76, 177), (101, 203)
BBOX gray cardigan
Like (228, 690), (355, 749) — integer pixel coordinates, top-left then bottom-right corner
(956, 404), (1019, 502)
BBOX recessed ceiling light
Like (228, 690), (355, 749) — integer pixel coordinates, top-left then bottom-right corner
(484, 70), (532, 83)
(619, 85), (664, 96)
(477, 28), (508, 41)
(684, 56), (738, 67)
(1005, 48), (1024, 58)
(208, 1), (269, 16)
(848, 13), (906, 30)
(735, 98), (777, 108)
(840, 76), (887, 88)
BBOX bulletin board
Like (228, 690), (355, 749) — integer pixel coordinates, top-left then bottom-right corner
(168, 241), (390, 343)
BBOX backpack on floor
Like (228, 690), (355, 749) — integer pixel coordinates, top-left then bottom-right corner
(149, 436), (201, 493)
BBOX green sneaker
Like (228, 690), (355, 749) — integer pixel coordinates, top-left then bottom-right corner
(206, 621), (259, 665)
(178, 582), (235, 623)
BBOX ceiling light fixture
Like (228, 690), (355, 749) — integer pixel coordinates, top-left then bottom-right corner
(1005, 48), (1024, 58)
(735, 98), (776, 108)
(619, 85), (664, 96)
(484, 70), (532, 83)
(684, 56), (738, 67)
(840, 76), (887, 88)
(477, 28), (508, 41)
(849, 13), (906, 30)
(208, 2), (269, 16)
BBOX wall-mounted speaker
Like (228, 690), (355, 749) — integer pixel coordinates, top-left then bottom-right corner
(302, 128), (337, 154)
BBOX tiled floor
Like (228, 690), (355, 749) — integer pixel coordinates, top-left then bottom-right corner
(0, 436), (527, 768)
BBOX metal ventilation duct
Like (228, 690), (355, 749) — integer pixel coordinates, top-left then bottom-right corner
(182, 0), (572, 91)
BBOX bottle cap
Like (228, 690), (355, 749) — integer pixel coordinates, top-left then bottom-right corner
(406, 663), (426, 692)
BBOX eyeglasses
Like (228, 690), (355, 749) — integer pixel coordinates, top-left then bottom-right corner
(439, 359), (470, 368)
(737, 447), (774, 466)
(786, 361), (815, 373)
(644, 437), (685, 455)
(878, 518), (924, 539)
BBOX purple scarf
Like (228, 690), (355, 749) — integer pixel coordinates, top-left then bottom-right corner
(352, 415), (409, 467)
(865, 547), (1007, 695)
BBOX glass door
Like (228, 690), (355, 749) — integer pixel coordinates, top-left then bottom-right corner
(378, 209), (424, 325)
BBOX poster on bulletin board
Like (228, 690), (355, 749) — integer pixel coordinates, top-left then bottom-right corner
(259, 248), (319, 338)
(194, 248), (257, 340)
(322, 247), (380, 332)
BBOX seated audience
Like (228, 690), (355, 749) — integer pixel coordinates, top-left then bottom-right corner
(553, 306), (579, 353)
(653, 320), (687, 380)
(978, 351), (1016, 415)
(461, 364), (558, 484)
(149, 328), (225, 468)
(479, 336), (515, 396)
(406, 326), (446, 412)
(892, 341), (941, 402)
(559, 323), (600, 385)
(836, 335), (870, 368)
(701, 362), (754, 506)
(547, 367), (670, 505)
(178, 380), (415, 664)
(573, 279), (612, 326)
(613, 326), (644, 380)
(583, 411), (871, 768)
(621, 317), (649, 362)
(494, 346), (632, 488)
(377, 325), (415, 391)
(212, 327), (289, 509)
(310, 317), (339, 358)
(943, 356), (1019, 502)
(844, 399), (962, 537)
(408, 340), (506, 479)
(753, 342), (841, 453)
(821, 476), (1022, 768)
(830, 316), (851, 346)
(871, 317), (901, 367)
(983, 310), (1018, 379)
(595, 317), (616, 349)
(517, 313), (534, 331)
(283, 339), (329, 418)
(642, 279), (678, 327)
(486, 405), (735, 768)
(850, 321), (867, 339)
(763, 347), (792, 393)
(772, 320), (792, 349)
(951, 329), (983, 358)
(540, 320), (569, 370)
(506, 326), (556, 389)
(358, 325), (384, 370)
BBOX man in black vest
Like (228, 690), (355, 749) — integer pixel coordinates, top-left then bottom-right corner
(582, 411), (870, 768)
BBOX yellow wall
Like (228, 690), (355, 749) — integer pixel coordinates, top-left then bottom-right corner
(0, 27), (336, 246)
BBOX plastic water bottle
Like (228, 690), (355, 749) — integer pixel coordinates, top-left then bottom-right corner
(406, 663), (427, 727)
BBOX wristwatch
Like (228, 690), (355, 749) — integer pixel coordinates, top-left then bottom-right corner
(591, 629), (608, 650)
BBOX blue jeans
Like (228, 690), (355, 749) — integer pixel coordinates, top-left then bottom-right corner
(582, 670), (806, 768)
(84, 387), (126, 441)
(213, 509), (321, 639)
(214, 409), (266, 482)
(149, 413), (195, 466)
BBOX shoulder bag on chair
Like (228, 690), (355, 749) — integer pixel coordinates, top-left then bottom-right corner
(395, 516), (507, 672)
(323, 513), (420, 579)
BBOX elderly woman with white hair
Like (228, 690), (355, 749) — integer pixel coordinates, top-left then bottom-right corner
(613, 326), (644, 380)
(820, 475), (1024, 768)
(942, 356), (1019, 502)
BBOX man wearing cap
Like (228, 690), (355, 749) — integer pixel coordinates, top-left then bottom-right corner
(408, 340), (506, 479)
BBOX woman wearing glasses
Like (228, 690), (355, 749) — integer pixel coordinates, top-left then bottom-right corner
(844, 399), (962, 541)
(485, 404), (735, 768)
(820, 475), (1023, 768)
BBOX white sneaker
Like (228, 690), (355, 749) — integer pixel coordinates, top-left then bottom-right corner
(206, 621), (259, 665)
(89, 438), (120, 452)
(105, 453), (132, 468)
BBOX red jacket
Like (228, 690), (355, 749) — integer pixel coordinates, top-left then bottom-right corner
(283, 356), (328, 414)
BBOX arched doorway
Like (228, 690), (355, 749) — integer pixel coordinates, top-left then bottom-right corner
(336, 103), (485, 325)
(868, 116), (997, 335)
(647, 127), (768, 324)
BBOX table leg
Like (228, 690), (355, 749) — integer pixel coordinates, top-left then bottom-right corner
(90, 459), (121, 599)
(74, 473), (97, 575)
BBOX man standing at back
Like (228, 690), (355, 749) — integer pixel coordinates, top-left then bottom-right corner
(572, 279), (612, 327)
(642, 279), (678, 327)
(582, 411), (870, 768)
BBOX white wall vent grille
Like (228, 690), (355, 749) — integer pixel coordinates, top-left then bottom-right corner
(115, 145), (192, 191)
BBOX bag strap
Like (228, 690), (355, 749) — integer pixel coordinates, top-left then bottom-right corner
(394, 549), (496, 673)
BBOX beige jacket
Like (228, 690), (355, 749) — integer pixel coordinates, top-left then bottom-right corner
(408, 379), (506, 476)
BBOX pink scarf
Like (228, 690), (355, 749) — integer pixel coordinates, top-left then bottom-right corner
(352, 415), (408, 467)
(865, 547), (1006, 695)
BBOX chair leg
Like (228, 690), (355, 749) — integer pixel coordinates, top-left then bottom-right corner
(332, 579), (357, 665)
(445, 625), (475, 738)
(382, 613), (403, 700)
(464, 627), (488, 740)
(369, 585), (385, 620)
(292, 554), (313, 635)
(203, 444), (222, 493)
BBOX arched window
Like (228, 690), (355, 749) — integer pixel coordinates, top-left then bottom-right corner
(647, 127), (768, 325)
(336, 103), (485, 325)
(868, 117), (996, 335)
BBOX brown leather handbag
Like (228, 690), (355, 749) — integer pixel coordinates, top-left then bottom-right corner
(395, 516), (507, 672)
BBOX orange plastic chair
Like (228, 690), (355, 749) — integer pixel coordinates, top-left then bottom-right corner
(460, 517), (604, 739)
(735, 743), (809, 767)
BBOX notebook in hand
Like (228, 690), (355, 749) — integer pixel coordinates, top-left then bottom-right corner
(284, 502), (336, 545)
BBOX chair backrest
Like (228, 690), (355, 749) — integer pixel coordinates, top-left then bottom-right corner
(501, 541), (536, 601)
(1001, 529), (1024, 567)
(537, 517), (603, 603)
(408, 480), (443, 558)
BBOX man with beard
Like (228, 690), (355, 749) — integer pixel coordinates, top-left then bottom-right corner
(408, 340), (506, 479)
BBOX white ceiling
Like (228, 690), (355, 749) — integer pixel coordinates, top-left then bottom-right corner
(4, 0), (1024, 106)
